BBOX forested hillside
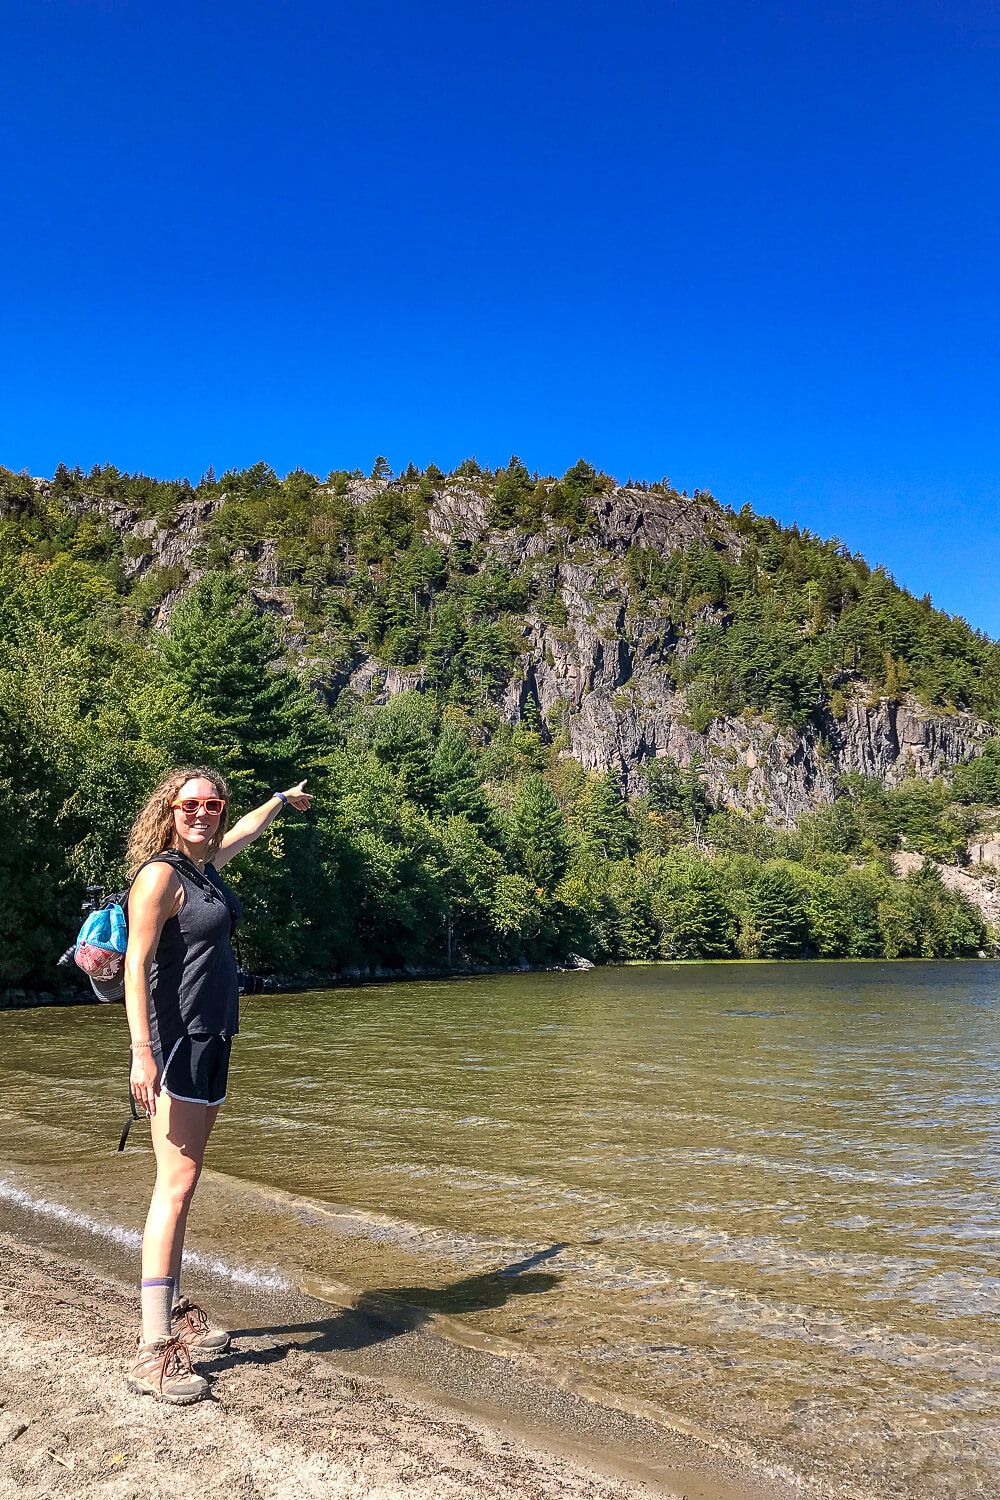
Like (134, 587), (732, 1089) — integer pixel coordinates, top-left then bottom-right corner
(3, 457), (999, 987)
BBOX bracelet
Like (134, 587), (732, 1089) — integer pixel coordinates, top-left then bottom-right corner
(273, 791), (288, 805)
(131, 1040), (153, 1051)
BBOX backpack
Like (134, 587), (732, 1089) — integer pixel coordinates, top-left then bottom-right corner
(74, 888), (131, 1001)
(75, 896), (129, 982)
(73, 851), (238, 1003)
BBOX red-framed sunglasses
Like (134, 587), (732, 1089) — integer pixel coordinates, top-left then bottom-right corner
(170, 797), (227, 816)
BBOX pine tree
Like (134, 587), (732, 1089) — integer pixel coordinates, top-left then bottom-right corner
(365, 690), (437, 807)
(804, 876), (852, 957)
(0, 698), (75, 982)
(520, 692), (542, 731)
(488, 456), (532, 528)
(659, 879), (735, 958)
(952, 738), (1000, 804)
(430, 725), (490, 824)
(507, 774), (569, 891)
(746, 868), (810, 958)
(561, 458), (598, 501)
(425, 599), (465, 690)
(610, 871), (657, 957)
(578, 771), (634, 860)
(158, 572), (326, 797)
(645, 756), (710, 848)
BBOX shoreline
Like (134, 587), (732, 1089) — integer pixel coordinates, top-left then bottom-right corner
(0, 959), (571, 1013)
(3, 950), (997, 1012)
(0, 1190), (822, 1500)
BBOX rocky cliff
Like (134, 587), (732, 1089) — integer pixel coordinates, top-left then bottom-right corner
(367, 480), (989, 817)
(21, 471), (995, 821)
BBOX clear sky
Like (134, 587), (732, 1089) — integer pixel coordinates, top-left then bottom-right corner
(3, 1), (998, 633)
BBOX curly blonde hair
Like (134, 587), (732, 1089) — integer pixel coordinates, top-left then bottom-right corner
(126, 767), (231, 877)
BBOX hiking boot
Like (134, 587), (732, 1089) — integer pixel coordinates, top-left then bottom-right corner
(172, 1296), (231, 1355)
(127, 1336), (208, 1404)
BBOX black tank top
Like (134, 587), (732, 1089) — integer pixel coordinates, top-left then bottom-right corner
(146, 855), (242, 1053)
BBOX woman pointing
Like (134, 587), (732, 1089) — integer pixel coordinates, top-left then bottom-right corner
(123, 768), (311, 1403)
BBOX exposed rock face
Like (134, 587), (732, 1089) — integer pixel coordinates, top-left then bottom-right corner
(426, 483), (490, 545)
(135, 497), (218, 574)
(585, 486), (744, 559)
(832, 699), (989, 783)
(969, 836), (1000, 868)
(522, 612), (984, 818)
(423, 482), (741, 559)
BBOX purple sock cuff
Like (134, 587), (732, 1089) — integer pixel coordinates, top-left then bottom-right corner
(141, 1278), (174, 1288)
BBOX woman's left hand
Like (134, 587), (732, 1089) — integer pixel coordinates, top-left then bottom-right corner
(281, 779), (313, 811)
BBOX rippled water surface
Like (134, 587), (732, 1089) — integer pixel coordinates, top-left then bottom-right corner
(3, 962), (1000, 1496)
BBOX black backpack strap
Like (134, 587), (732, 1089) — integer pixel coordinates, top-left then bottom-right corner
(143, 850), (239, 927)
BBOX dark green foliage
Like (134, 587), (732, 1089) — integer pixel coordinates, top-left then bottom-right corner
(0, 697), (78, 984)
(457, 616), (524, 703)
(832, 775), (971, 863)
(652, 862), (736, 959)
(487, 456), (533, 528)
(883, 779), (971, 863)
(507, 774), (570, 892)
(430, 725), (491, 824)
(424, 814), (506, 962)
(745, 867), (811, 958)
(356, 486), (422, 564)
(0, 467), (35, 509)
(353, 691), (437, 808)
(453, 457), (482, 480)
(877, 860), (986, 958)
(643, 756), (712, 846)
(951, 740), (1000, 805)
(624, 514), (1000, 727)
(577, 771), (635, 860)
(802, 870), (882, 958)
(679, 599), (823, 729)
(561, 459), (600, 503)
(425, 598), (466, 690)
(323, 750), (446, 964)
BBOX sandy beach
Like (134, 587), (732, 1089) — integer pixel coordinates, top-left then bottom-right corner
(0, 1217), (823, 1500)
(0, 1228), (658, 1500)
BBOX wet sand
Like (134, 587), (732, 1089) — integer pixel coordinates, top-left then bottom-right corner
(0, 1212), (822, 1500)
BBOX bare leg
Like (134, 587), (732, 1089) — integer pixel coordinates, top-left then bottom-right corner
(142, 1096), (213, 1291)
(167, 1102), (222, 1291)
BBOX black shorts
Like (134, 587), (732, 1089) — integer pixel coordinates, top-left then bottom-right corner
(154, 1034), (233, 1107)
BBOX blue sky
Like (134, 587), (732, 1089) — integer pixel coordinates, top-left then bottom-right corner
(3, 1), (998, 633)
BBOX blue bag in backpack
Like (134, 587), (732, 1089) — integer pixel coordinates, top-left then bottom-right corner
(75, 898), (128, 998)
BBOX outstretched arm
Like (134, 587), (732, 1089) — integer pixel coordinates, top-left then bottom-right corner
(214, 780), (312, 870)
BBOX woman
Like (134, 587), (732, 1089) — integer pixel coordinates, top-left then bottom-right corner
(123, 766), (311, 1403)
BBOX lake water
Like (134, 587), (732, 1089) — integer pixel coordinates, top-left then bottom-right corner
(2, 962), (999, 1497)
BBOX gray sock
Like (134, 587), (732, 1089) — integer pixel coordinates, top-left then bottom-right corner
(140, 1277), (175, 1343)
